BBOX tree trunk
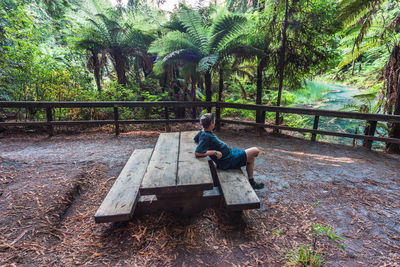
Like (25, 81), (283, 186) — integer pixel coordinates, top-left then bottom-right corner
(112, 49), (127, 85)
(92, 51), (102, 92)
(274, 0), (289, 131)
(205, 71), (212, 112)
(383, 45), (400, 153)
(218, 68), (223, 102)
(256, 62), (263, 123)
(191, 76), (197, 118)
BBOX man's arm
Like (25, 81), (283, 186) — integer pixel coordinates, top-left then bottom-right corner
(194, 130), (202, 144)
(195, 150), (222, 159)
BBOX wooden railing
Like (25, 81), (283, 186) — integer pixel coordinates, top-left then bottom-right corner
(1, 101), (400, 149)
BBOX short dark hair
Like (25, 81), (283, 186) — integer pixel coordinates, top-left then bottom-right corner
(200, 113), (214, 128)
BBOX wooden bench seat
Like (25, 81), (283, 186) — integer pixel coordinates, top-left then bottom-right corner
(209, 158), (260, 211)
(94, 149), (153, 223)
(217, 168), (260, 211)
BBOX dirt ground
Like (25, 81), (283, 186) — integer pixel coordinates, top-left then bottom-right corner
(0, 124), (399, 266)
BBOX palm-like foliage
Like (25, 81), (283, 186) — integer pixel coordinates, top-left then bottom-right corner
(149, 6), (247, 103)
(76, 8), (156, 86)
(338, 0), (400, 152)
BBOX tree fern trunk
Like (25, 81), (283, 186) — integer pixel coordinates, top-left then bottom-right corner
(113, 49), (127, 85)
(218, 68), (223, 102)
(92, 51), (102, 92)
(256, 63), (263, 123)
(205, 71), (212, 112)
(191, 76), (197, 118)
(275, 0), (289, 132)
(384, 45), (400, 153)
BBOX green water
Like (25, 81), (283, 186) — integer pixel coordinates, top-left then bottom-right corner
(293, 81), (384, 149)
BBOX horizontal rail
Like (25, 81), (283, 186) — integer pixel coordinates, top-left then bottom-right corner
(1, 101), (399, 123)
(0, 119), (199, 127)
(220, 119), (400, 144)
(0, 101), (213, 108)
(218, 102), (400, 123)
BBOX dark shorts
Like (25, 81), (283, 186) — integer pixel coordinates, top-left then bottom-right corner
(229, 148), (247, 169)
(216, 148), (247, 170)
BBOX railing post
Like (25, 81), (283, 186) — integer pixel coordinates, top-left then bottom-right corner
(257, 110), (266, 136)
(365, 120), (377, 149)
(164, 106), (170, 132)
(46, 107), (54, 137)
(114, 106), (119, 136)
(273, 111), (281, 134)
(215, 102), (221, 132)
(311, 115), (319, 142)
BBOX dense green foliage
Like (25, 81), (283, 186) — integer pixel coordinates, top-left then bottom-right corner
(0, 0), (399, 142)
(0, 0), (341, 104)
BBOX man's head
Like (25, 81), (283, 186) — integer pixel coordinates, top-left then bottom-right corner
(200, 113), (215, 129)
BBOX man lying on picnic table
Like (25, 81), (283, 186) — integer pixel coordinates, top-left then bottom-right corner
(194, 113), (264, 189)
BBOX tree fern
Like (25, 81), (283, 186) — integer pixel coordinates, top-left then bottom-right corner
(76, 6), (156, 85)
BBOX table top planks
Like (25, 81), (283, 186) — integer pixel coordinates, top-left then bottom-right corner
(177, 131), (213, 191)
(94, 148), (153, 223)
(217, 168), (260, 211)
(140, 132), (180, 194)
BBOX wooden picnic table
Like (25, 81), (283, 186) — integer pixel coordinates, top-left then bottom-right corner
(95, 131), (260, 223)
(140, 131), (214, 195)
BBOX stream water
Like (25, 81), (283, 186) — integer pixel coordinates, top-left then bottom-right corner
(294, 81), (384, 149)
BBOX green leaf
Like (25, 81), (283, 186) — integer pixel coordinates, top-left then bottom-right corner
(196, 54), (218, 72)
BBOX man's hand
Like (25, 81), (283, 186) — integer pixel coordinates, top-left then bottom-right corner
(215, 151), (222, 159)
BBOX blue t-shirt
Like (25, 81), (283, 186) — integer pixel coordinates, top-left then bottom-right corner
(194, 130), (232, 169)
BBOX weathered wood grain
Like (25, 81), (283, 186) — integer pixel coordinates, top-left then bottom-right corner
(217, 168), (260, 211)
(94, 148), (153, 223)
(177, 131), (213, 192)
(140, 132), (180, 195)
(136, 187), (222, 215)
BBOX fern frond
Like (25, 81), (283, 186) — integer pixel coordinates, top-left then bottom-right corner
(353, 92), (378, 100)
(337, 40), (380, 69)
(121, 24), (155, 51)
(339, 104), (361, 112)
(162, 49), (202, 64)
(338, 0), (384, 48)
(209, 13), (247, 52)
(196, 54), (219, 72)
(386, 12), (400, 30)
(148, 31), (197, 56)
(338, 0), (382, 27)
(177, 6), (209, 54)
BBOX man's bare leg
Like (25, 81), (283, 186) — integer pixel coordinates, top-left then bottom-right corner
(245, 147), (264, 190)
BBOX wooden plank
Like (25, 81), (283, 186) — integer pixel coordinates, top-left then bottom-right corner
(140, 132), (180, 195)
(0, 119), (199, 127)
(94, 148), (153, 223)
(135, 187), (222, 215)
(219, 102), (400, 123)
(217, 169), (260, 211)
(177, 131), (214, 192)
(1, 101), (400, 123)
(0, 101), (215, 109)
(220, 119), (400, 144)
